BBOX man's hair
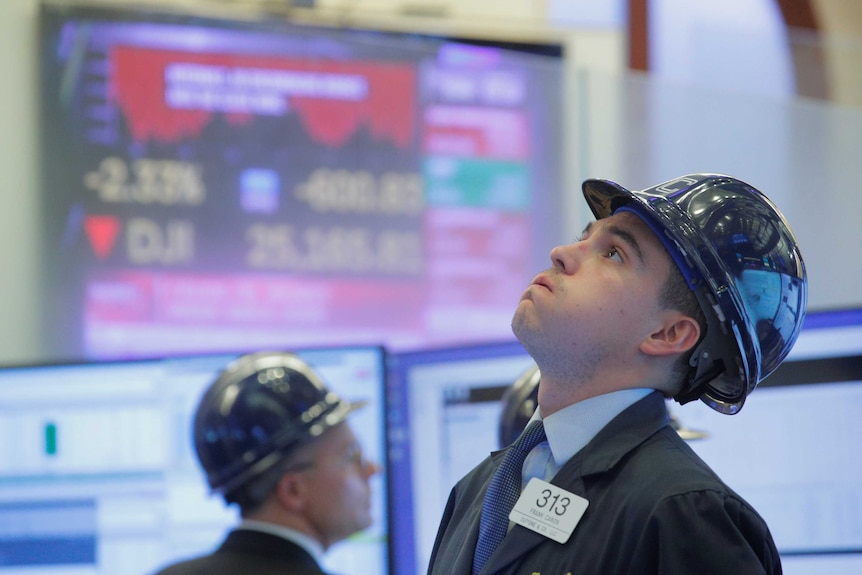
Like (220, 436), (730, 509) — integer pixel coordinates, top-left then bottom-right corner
(658, 263), (707, 390)
(226, 457), (293, 515)
(226, 438), (319, 516)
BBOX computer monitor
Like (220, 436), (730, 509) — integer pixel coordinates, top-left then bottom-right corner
(0, 346), (389, 575)
(388, 308), (862, 575)
(669, 308), (862, 574)
(386, 339), (534, 575)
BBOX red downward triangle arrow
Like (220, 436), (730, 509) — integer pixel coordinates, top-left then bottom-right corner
(84, 215), (121, 259)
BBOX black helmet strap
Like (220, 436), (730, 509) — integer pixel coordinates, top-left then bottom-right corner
(674, 286), (744, 406)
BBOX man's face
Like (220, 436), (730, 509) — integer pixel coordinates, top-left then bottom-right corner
(299, 422), (378, 549)
(512, 210), (675, 381)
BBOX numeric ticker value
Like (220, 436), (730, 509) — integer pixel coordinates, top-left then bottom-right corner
(84, 156), (206, 206)
(246, 223), (423, 275)
(294, 169), (423, 215)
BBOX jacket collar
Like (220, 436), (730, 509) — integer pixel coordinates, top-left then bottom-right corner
(479, 391), (670, 575)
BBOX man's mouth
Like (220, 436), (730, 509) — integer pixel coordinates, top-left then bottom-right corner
(531, 273), (553, 293)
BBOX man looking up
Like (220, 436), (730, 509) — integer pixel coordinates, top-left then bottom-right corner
(427, 173), (806, 575)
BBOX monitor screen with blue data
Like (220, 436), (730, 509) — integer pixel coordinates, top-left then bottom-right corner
(387, 309), (862, 575)
(0, 346), (389, 575)
(386, 340), (535, 575)
(669, 308), (862, 575)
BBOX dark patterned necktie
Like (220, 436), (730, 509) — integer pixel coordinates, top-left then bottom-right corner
(472, 419), (546, 575)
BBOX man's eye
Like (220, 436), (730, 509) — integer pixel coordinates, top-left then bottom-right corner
(343, 445), (365, 466)
(607, 248), (623, 263)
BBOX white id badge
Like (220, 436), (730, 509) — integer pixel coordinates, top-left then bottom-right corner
(509, 478), (588, 544)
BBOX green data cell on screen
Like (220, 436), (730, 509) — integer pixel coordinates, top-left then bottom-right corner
(45, 422), (58, 455)
(424, 157), (531, 211)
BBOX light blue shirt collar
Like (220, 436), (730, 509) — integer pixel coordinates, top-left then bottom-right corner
(530, 388), (653, 472)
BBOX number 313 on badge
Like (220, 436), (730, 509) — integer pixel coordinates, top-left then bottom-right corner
(509, 478), (589, 544)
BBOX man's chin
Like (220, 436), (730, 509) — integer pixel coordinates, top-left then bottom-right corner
(510, 309), (533, 344)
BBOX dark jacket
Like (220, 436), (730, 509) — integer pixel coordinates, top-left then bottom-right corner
(427, 391), (782, 575)
(153, 529), (328, 575)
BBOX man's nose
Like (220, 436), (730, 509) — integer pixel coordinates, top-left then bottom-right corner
(549, 241), (583, 274)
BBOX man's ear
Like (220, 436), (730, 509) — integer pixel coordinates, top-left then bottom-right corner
(641, 313), (701, 357)
(274, 471), (307, 512)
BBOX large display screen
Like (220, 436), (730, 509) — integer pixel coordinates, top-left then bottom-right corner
(0, 346), (389, 575)
(38, 2), (564, 360)
(386, 340), (534, 575)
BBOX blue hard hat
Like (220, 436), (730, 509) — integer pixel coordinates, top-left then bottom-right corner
(582, 174), (807, 414)
(193, 351), (364, 495)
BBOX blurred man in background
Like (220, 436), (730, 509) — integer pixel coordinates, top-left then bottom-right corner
(153, 351), (378, 575)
